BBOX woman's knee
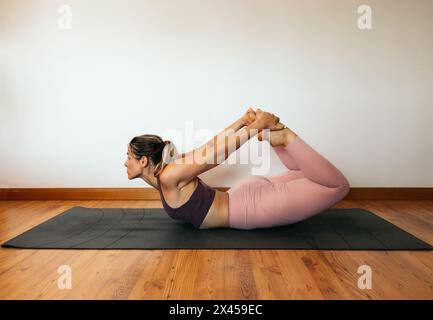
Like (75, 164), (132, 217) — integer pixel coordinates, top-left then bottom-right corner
(334, 179), (350, 199)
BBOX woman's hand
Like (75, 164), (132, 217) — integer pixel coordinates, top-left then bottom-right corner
(240, 107), (257, 126)
(252, 108), (281, 130)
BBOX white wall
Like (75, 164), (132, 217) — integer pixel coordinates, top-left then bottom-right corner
(0, 0), (432, 188)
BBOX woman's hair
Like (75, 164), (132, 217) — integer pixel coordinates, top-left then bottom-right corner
(128, 134), (178, 177)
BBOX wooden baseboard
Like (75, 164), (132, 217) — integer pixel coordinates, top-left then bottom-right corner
(0, 188), (165, 201)
(0, 187), (432, 201)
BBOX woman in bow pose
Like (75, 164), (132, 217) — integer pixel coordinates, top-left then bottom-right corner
(124, 108), (350, 230)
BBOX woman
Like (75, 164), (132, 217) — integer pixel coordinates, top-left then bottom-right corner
(124, 108), (350, 230)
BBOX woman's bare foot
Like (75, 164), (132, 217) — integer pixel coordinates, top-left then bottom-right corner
(269, 122), (286, 130)
(258, 127), (298, 147)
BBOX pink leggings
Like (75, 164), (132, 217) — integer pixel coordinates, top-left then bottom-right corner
(227, 135), (350, 230)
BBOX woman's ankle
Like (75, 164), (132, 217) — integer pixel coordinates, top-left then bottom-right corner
(284, 129), (298, 147)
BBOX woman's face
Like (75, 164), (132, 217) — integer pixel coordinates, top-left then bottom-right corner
(124, 149), (142, 180)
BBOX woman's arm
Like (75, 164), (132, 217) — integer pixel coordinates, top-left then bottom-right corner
(210, 110), (280, 164)
(210, 122), (261, 165)
(172, 120), (260, 166)
(166, 110), (278, 184)
(177, 116), (248, 161)
(167, 119), (260, 185)
(175, 109), (276, 167)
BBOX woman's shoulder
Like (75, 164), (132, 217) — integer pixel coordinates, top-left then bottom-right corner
(159, 163), (198, 191)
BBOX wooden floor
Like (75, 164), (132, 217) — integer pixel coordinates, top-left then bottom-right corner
(0, 200), (432, 300)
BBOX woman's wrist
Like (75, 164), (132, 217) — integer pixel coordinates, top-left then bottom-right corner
(248, 119), (265, 131)
(244, 122), (262, 136)
(237, 117), (248, 128)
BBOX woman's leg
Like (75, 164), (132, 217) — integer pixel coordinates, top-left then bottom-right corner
(265, 169), (306, 184)
(228, 175), (271, 229)
(271, 145), (301, 170)
(228, 134), (350, 229)
(274, 134), (349, 188)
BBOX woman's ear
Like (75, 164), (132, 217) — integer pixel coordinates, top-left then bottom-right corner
(139, 155), (149, 167)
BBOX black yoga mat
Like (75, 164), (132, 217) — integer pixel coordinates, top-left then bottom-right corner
(1, 206), (432, 250)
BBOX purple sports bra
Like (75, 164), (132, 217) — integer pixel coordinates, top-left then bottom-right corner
(156, 175), (216, 228)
